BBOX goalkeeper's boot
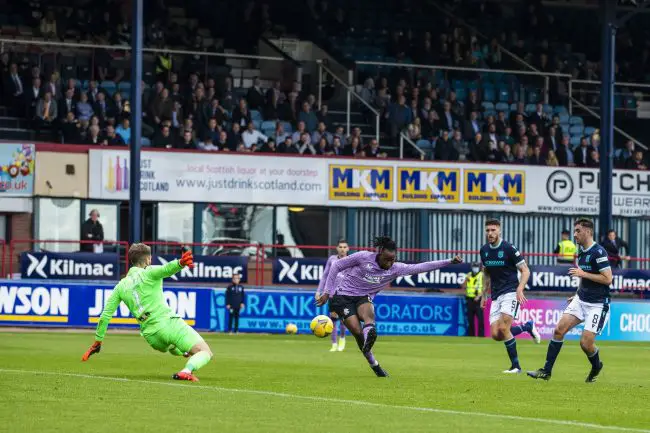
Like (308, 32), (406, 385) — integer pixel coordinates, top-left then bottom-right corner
(371, 363), (389, 378)
(586, 362), (603, 383)
(527, 368), (552, 381)
(173, 371), (199, 382)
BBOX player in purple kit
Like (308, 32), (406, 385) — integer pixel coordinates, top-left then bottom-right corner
(315, 239), (350, 352)
(316, 236), (463, 377)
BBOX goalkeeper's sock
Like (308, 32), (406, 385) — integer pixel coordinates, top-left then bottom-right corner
(182, 351), (212, 373)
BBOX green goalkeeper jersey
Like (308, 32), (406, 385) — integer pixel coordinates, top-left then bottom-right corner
(94, 259), (183, 341)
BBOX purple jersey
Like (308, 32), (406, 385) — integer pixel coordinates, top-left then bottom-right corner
(316, 254), (348, 295)
(323, 251), (452, 298)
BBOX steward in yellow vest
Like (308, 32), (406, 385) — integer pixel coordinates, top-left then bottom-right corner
(461, 262), (485, 337)
(554, 230), (577, 264)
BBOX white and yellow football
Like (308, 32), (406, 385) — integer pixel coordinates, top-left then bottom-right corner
(285, 323), (298, 334)
(310, 315), (334, 338)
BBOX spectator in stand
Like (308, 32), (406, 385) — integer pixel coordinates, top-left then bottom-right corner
(500, 143), (515, 163)
(546, 125), (559, 153)
(177, 129), (197, 150)
(258, 139), (277, 154)
(617, 140), (636, 168)
(573, 137), (593, 167)
(439, 101), (458, 133)
(35, 91), (57, 132)
(422, 110), (441, 141)
(279, 91), (299, 124)
(311, 122), (331, 145)
(87, 81), (101, 104)
(44, 72), (60, 100)
(116, 118), (131, 145)
(274, 122), (289, 144)
(343, 136), (362, 157)
(315, 137), (332, 156)
(587, 149), (600, 168)
(198, 136), (220, 151)
(495, 111), (508, 135)
(556, 136), (574, 167)
(4, 63), (25, 111)
(216, 130), (230, 151)
(625, 149), (648, 170)
(94, 92), (110, 125)
(529, 145), (546, 166)
(366, 139), (387, 158)
(150, 88), (173, 127)
(291, 121), (306, 143)
(232, 99), (252, 128)
(447, 90), (464, 120)
(317, 104), (332, 130)
(547, 150), (559, 167)
(298, 101), (319, 132)
(529, 103), (547, 132)
(277, 136), (295, 154)
(264, 89), (280, 121)
(202, 118), (221, 144)
(227, 123), (242, 150)
(514, 145), (528, 164)
(62, 111), (82, 144)
(107, 93), (126, 125)
(246, 77), (265, 111)
(435, 130), (459, 161)
(298, 132), (316, 155)
(86, 125), (102, 145)
(218, 76), (235, 111)
(25, 77), (42, 118)
(502, 127), (515, 146)
(387, 95), (412, 144)
(80, 209), (104, 253)
(102, 124), (126, 146)
(152, 125), (175, 148)
(407, 118), (422, 141)
(241, 121), (267, 151)
(59, 88), (76, 120)
(452, 129), (469, 160)
(331, 136), (343, 156)
(483, 140), (500, 163)
(602, 229), (629, 269)
(465, 91), (481, 119)
(40, 10), (58, 39)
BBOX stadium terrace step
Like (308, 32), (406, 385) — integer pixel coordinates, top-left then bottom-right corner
(0, 128), (33, 141)
(0, 117), (28, 129)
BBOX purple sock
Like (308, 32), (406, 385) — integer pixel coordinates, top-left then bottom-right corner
(363, 326), (372, 341)
(331, 321), (338, 344)
(364, 351), (377, 365)
(340, 322), (346, 338)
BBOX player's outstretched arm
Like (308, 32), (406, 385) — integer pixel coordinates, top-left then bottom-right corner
(144, 249), (194, 280)
(393, 255), (462, 277)
(315, 256), (334, 299)
(83, 288), (121, 361)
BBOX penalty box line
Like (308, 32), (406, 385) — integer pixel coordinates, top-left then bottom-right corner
(0, 368), (648, 433)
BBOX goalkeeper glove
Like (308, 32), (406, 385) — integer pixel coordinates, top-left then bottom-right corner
(81, 341), (102, 361)
(180, 248), (194, 268)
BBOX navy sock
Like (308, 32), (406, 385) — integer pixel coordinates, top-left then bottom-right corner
(504, 338), (520, 368)
(543, 339), (564, 373)
(510, 325), (525, 337)
(588, 348), (601, 369)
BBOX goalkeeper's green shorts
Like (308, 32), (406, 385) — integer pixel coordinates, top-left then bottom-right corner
(144, 317), (204, 354)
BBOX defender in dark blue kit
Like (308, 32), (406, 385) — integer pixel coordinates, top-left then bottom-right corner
(480, 219), (540, 374)
(528, 218), (613, 383)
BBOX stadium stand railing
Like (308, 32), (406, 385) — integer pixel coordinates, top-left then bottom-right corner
(0, 239), (5, 279)
(6, 240), (650, 285)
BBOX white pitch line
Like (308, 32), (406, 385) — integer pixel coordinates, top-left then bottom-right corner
(0, 369), (648, 433)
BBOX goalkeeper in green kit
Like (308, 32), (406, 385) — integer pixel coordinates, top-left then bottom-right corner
(81, 243), (213, 382)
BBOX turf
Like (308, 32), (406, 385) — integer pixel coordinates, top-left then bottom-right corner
(1, 331), (649, 433)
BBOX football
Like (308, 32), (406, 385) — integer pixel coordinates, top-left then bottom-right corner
(285, 323), (298, 334)
(310, 315), (334, 338)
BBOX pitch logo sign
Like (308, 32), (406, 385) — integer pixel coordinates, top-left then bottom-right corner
(546, 170), (574, 203)
(397, 168), (460, 203)
(273, 258), (325, 284)
(155, 255), (245, 282)
(329, 165), (393, 202)
(0, 284), (69, 322)
(20, 252), (118, 280)
(464, 169), (525, 205)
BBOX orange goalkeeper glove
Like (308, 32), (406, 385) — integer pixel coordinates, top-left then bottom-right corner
(81, 341), (102, 361)
(180, 249), (194, 268)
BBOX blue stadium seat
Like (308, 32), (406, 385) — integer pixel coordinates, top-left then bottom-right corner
(481, 102), (495, 112)
(281, 122), (292, 133)
(119, 82), (131, 92)
(569, 125), (584, 135)
(559, 114), (570, 123)
(510, 103), (518, 112)
(543, 104), (553, 114)
(525, 104), (536, 113)
(560, 123), (570, 133)
(466, 81), (479, 91)
(615, 149), (623, 159)
(614, 94), (623, 109)
(263, 129), (275, 138)
(100, 81), (116, 91)
(253, 120), (261, 129)
(570, 136), (581, 148)
(484, 110), (497, 118)
(497, 87), (510, 102)
(452, 80), (465, 91)
(625, 96), (637, 109)
(141, 137), (151, 147)
(483, 87), (496, 101)
(495, 102), (509, 112)
(416, 139), (433, 149)
(261, 120), (276, 130)
(569, 116), (583, 125)
(120, 92), (130, 101)
(584, 126), (596, 136)
(251, 110), (262, 121)
(553, 105), (568, 115)
(527, 90), (540, 103)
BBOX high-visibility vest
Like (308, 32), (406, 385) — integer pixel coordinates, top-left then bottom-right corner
(155, 55), (172, 74)
(465, 272), (483, 298)
(558, 239), (577, 262)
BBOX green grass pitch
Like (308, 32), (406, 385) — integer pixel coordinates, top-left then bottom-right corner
(1, 331), (649, 433)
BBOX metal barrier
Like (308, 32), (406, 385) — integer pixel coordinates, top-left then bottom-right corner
(0, 239), (5, 279)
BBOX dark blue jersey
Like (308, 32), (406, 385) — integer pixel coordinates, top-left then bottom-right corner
(480, 240), (525, 300)
(577, 242), (611, 304)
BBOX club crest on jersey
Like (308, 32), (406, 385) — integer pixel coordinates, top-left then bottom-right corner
(586, 254), (591, 262)
(484, 252), (488, 257)
(498, 251), (504, 258)
(366, 263), (373, 270)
